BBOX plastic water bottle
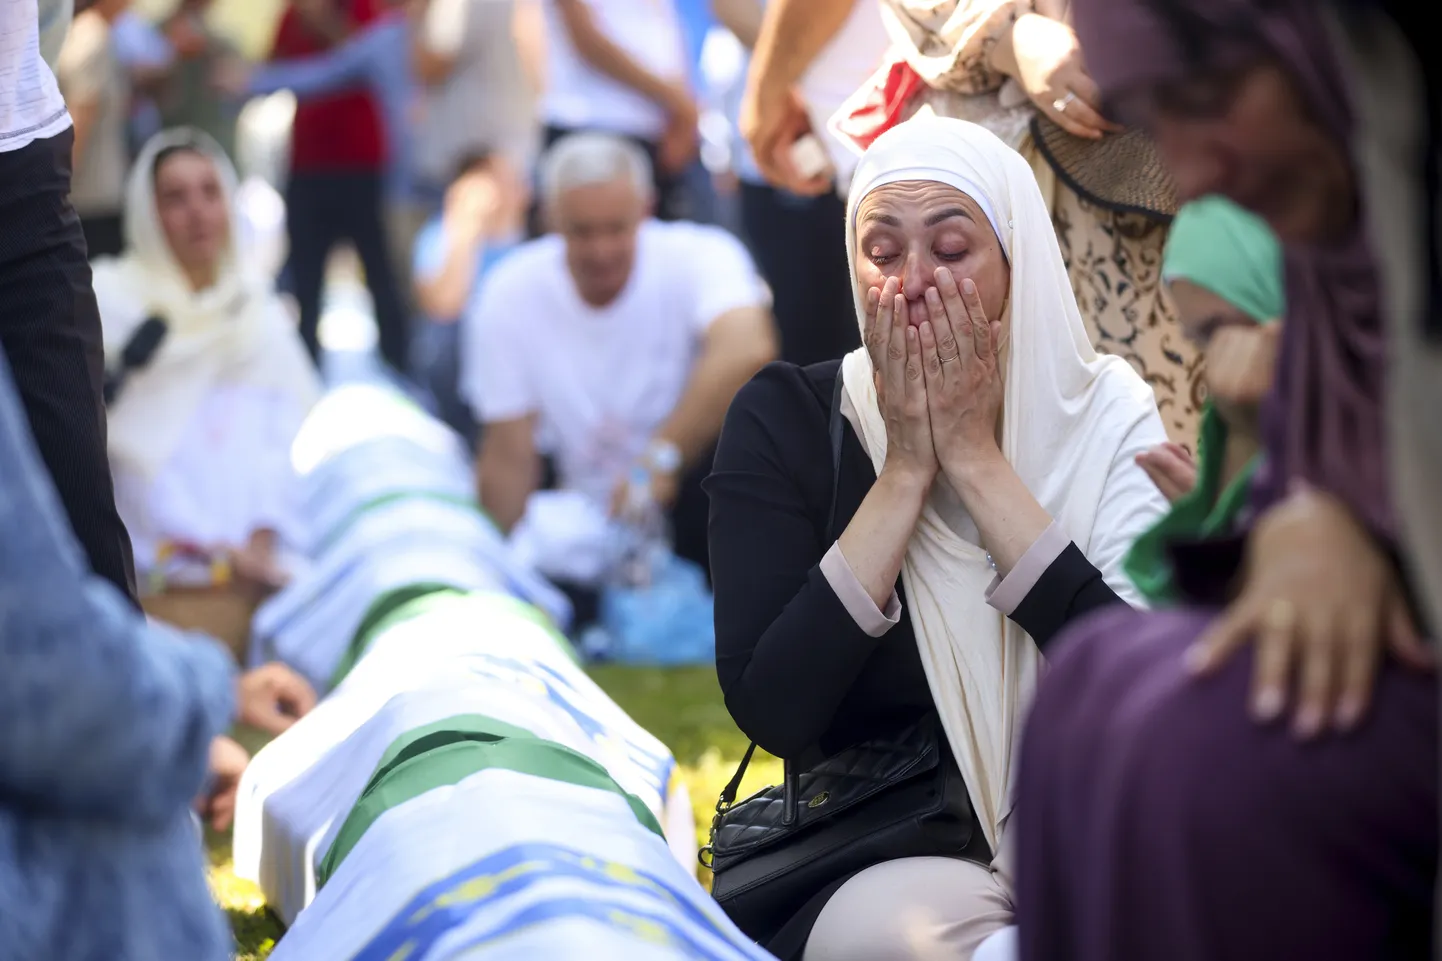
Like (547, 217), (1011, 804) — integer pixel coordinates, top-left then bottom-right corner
(614, 467), (671, 589)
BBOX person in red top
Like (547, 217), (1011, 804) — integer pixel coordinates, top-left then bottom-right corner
(272, 0), (409, 374)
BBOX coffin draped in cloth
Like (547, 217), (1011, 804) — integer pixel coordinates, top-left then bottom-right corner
(249, 403), (570, 690)
(232, 378), (742, 959)
(233, 593), (699, 926)
(272, 769), (771, 961)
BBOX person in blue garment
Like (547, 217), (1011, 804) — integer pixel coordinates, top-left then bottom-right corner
(108, 4), (173, 154)
(225, 0), (537, 340)
(227, 0), (413, 217)
(672, 0), (720, 225)
(411, 151), (529, 443)
(229, 0), (533, 215)
(0, 336), (236, 959)
(213, 0), (415, 371)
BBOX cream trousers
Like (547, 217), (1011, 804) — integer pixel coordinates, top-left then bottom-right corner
(804, 844), (1014, 961)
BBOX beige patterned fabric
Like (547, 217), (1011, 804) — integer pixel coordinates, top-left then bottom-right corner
(1050, 179), (1202, 446)
(879, 0), (1020, 93)
(876, 1), (1203, 447)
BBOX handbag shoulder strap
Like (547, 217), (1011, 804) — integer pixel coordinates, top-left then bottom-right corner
(718, 369), (848, 812)
(717, 741), (758, 809)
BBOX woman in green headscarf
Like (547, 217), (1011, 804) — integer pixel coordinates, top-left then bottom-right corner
(1125, 195), (1284, 604)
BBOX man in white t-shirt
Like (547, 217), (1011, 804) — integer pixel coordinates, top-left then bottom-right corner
(539, 0), (699, 223)
(0, 0), (137, 601)
(463, 132), (776, 581)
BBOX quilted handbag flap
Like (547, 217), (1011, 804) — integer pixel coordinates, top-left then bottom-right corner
(712, 719), (940, 863)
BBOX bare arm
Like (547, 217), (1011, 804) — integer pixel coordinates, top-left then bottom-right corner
(513, 0), (546, 95)
(713, 0), (764, 49)
(944, 452), (1054, 577)
(740, 0), (854, 189)
(58, 20), (106, 169)
(414, 228), (484, 320)
(411, 37), (456, 85)
(652, 306), (779, 469)
(477, 415), (541, 533)
(926, 271), (1054, 578)
(837, 469), (931, 609)
(68, 98), (97, 173)
(986, 5), (1118, 139)
(747, 0), (854, 95)
(554, 0), (686, 114)
(409, 0), (458, 85)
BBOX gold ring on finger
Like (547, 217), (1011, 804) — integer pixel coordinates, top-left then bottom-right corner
(1052, 92), (1077, 113)
(939, 352), (961, 365)
(1264, 598), (1298, 632)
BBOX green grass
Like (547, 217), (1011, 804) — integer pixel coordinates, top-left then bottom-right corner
(212, 666), (778, 959)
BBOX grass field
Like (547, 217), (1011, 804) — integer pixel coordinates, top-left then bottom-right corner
(209, 665), (780, 959)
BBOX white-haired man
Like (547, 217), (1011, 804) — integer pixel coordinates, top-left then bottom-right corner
(463, 132), (776, 596)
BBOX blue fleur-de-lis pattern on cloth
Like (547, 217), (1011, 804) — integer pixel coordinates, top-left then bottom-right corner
(0, 345), (237, 960)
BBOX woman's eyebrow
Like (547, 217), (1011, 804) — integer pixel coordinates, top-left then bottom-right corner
(860, 211), (902, 227)
(924, 206), (973, 227)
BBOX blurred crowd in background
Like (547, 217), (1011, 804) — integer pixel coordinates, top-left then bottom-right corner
(5, 0), (1442, 959)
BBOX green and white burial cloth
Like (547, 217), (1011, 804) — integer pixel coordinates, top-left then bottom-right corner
(287, 382), (467, 480)
(248, 397), (569, 688)
(233, 380), (758, 958)
(234, 593), (700, 926)
(271, 767), (771, 961)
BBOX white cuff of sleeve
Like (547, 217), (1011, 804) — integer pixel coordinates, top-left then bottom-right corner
(985, 521), (1070, 616)
(820, 541), (902, 638)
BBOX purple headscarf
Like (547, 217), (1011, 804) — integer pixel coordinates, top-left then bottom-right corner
(1072, 0), (1395, 544)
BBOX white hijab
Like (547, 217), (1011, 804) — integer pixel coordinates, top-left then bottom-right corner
(93, 128), (320, 481)
(840, 116), (1159, 853)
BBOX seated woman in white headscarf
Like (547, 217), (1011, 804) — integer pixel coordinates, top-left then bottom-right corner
(93, 128), (321, 598)
(704, 115), (1171, 960)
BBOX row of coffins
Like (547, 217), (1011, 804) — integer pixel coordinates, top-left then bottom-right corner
(231, 383), (771, 960)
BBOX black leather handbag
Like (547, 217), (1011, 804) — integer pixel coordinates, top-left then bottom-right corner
(700, 374), (986, 955)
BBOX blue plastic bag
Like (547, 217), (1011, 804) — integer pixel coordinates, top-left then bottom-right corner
(595, 551), (716, 666)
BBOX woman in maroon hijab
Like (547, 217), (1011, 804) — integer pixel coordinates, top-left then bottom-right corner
(1011, 3), (1438, 959)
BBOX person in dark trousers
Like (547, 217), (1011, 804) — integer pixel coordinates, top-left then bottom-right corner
(54, 0), (132, 259)
(0, 1), (137, 604)
(715, 0), (865, 367)
(270, 0), (409, 374)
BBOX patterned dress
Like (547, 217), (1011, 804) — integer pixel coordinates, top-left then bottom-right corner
(880, 0), (1203, 446)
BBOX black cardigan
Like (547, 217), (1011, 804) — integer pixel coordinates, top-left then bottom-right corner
(705, 360), (1125, 760)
